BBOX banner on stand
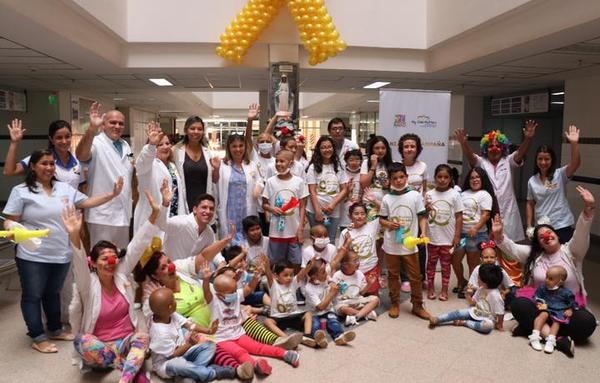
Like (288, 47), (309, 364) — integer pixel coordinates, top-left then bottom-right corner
(378, 89), (451, 186)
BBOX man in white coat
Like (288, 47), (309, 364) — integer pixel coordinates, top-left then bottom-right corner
(76, 102), (133, 249)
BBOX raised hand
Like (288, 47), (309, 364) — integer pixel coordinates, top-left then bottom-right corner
(226, 222), (236, 242)
(523, 120), (538, 139)
(61, 205), (82, 235)
(576, 185), (595, 207)
(145, 190), (160, 215)
(160, 179), (172, 207)
(363, 187), (376, 203)
(88, 101), (105, 130)
(200, 260), (212, 280)
(564, 125), (580, 143)
(112, 177), (124, 197)
(369, 154), (378, 169)
(7, 119), (25, 142)
(248, 103), (260, 120)
(491, 214), (504, 239)
(146, 121), (163, 146)
(453, 129), (468, 145)
(210, 156), (221, 172)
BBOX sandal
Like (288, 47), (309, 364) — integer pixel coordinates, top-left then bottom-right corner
(438, 292), (448, 301)
(50, 331), (75, 341)
(32, 341), (58, 354)
(427, 290), (436, 300)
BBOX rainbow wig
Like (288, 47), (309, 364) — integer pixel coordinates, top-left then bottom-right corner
(480, 130), (511, 157)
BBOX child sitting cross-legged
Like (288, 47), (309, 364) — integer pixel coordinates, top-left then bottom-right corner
(148, 287), (236, 381)
(429, 263), (505, 334)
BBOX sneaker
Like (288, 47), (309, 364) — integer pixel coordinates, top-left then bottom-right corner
(283, 350), (300, 367)
(273, 332), (303, 350)
(544, 336), (556, 354)
(254, 359), (272, 376)
(366, 310), (378, 321)
(556, 336), (575, 358)
(211, 364), (236, 380)
(400, 281), (411, 293)
(313, 329), (328, 348)
(236, 362), (254, 380)
(529, 333), (543, 351)
(345, 315), (358, 326)
(301, 336), (317, 348)
(334, 331), (356, 346)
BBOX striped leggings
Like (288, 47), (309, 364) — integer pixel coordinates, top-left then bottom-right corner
(214, 317), (278, 368)
(426, 244), (452, 289)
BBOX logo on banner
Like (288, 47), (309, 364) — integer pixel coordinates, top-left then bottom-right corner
(411, 115), (437, 128)
(393, 114), (406, 127)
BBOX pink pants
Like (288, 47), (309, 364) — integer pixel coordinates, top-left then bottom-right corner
(218, 335), (285, 366)
(426, 244), (452, 289)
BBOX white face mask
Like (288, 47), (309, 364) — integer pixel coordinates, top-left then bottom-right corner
(277, 168), (290, 176)
(390, 185), (404, 191)
(258, 142), (273, 154)
(547, 284), (560, 291)
(313, 237), (330, 247)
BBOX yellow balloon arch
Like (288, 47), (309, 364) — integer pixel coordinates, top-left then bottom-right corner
(216, 0), (347, 65)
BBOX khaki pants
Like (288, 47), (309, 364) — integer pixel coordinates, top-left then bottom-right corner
(385, 252), (423, 306)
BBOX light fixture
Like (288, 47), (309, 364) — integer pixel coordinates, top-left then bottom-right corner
(367, 100), (380, 103)
(551, 101), (564, 105)
(149, 78), (173, 86)
(113, 97), (124, 101)
(551, 91), (565, 96)
(363, 81), (390, 89)
(301, 115), (309, 118)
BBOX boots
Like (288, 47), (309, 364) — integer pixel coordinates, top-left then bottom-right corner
(411, 304), (431, 320)
(388, 303), (400, 318)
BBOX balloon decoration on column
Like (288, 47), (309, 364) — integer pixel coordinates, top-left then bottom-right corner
(216, 0), (346, 66)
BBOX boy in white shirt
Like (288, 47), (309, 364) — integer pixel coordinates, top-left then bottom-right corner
(262, 150), (308, 269)
(241, 215), (269, 272)
(148, 288), (235, 381)
(302, 224), (337, 267)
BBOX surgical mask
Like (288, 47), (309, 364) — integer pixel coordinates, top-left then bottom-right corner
(390, 185), (405, 192)
(277, 168), (290, 176)
(313, 237), (330, 247)
(222, 292), (238, 304)
(547, 284), (560, 291)
(258, 142), (273, 154)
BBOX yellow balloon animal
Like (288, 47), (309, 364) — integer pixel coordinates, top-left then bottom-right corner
(403, 235), (430, 250)
(0, 228), (50, 243)
(216, 0), (347, 65)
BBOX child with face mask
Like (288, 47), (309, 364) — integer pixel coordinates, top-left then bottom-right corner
(302, 224), (337, 267)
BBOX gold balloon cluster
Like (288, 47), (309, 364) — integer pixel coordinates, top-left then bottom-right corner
(215, 0), (346, 66)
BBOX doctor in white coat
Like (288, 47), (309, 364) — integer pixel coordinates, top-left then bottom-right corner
(133, 122), (185, 235)
(215, 134), (263, 244)
(76, 102), (133, 249)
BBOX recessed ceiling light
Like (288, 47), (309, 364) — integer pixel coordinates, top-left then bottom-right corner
(367, 100), (380, 103)
(113, 97), (124, 101)
(551, 101), (564, 104)
(551, 91), (564, 96)
(149, 78), (173, 86)
(363, 81), (390, 89)
(301, 115), (309, 118)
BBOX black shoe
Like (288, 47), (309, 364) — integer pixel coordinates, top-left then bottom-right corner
(556, 336), (575, 358)
(511, 325), (527, 337)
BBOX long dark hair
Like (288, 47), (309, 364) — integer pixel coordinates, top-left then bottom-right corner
(133, 251), (164, 283)
(182, 116), (207, 146)
(224, 134), (250, 165)
(523, 224), (556, 284)
(533, 145), (557, 182)
(366, 135), (393, 172)
(462, 166), (500, 231)
(307, 135), (340, 173)
(47, 120), (72, 149)
(25, 150), (56, 193)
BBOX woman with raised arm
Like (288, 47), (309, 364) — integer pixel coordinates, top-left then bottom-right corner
(492, 186), (596, 355)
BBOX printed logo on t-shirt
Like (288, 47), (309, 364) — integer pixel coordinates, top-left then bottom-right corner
(390, 203), (415, 231)
(462, 197), (478, 223)
(352, 234), (374, 260)
(341, 284), (361, 299)
(429, 200), (452, 226)
(275, 288), (297, 313)
(543, 180), (559, 191)
(372, 169), (388, 190)
(273, 188), (298, 216)
(318, 171), (340, 196)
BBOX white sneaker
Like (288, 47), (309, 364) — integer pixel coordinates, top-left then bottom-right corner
(345, 315), (358, 326)
(366, 310), (378, 321)
(544, 336), (556, 354)
(529, 334), (543, 351)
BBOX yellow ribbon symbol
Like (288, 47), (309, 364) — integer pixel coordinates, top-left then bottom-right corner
(216, 0), (347, 66)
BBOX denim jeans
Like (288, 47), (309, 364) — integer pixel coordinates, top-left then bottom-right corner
(15, 258), (70, 342)
(307, 212), (340, 244)
(435, 308), (493, 334)
(311, 312), (344, 339)
(165, 342), (217, 381)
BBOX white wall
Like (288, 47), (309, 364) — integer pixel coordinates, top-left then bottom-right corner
(563, 75), (600, 236)
(71, 0), (128, 39)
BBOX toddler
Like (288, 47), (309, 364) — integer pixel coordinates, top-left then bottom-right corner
(222, 246), (271, 311)
(302, 224), (337, 267)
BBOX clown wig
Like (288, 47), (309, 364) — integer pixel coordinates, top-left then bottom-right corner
(480, 130), (511, 157)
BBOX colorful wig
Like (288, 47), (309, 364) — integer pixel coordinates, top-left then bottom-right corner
(480, 130), (511, 157)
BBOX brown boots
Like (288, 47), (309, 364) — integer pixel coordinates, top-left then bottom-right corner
(388, 303), (400, 318)
(388, 302), (431, 320)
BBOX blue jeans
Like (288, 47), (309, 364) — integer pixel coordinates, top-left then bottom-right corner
(311, 312), (344, 339)
(267, 240), (302, 265)
(435, 308), (493, 334)
(460, 231), (489, 252)
(15, 258), (70, 342)
(165, 342), (217, 381)
(307, 212), (340, 244)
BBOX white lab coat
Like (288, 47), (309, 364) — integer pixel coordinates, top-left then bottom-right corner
(157, 206), (216, 261)
(215, 160), (263, 239)
(172, 143), (215, 214)
(85, 132), (133, 226)
(133, 144), (185, 235)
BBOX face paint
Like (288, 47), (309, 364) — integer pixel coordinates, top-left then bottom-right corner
(168, 263), (176, 273)
(541, 231), (552, 243)
(107, 256), (117, 265)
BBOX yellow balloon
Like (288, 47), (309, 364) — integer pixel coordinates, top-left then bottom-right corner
(314, 23), (322, 31)
(216, 46), (224, 55)
(321, 14), (331, 24)
(309, 57), (318, 66)
(336, 40), (347, 51)
(310, 37), (319, 46)
(300, 31), (309, 40)
(225, 50), (235, 59)
(301, 14), (309, 22)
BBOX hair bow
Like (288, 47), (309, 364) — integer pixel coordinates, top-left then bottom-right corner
(140, 236), (162, 268)
(479, 240), (496, 250)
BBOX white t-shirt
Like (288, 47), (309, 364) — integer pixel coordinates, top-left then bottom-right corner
(403, 160), (428, 194)
(426, 188), (464, 246)
(461, 189), (492, 233)
(304, 281), (333, 316)
(360, 160), (388, 206)
(469, 288), (505, 322)
(265, 160), (306, 181)
(306, 164), (348, 218)
(301, 243), (337, 267)
(339, 169), (361, 227)
(241, 237), (269, 274)
(262, 175), (309, 239)
(269, 276), (304, 318)
(527, 166), (574, 229)
(380, 190), (426, 255)
(149, 312), (189, 378)
(468, 264), (514, 289)
(209, 287), (245, 342)
(331, 270), (367, 301)
(339, 220), (380, 273)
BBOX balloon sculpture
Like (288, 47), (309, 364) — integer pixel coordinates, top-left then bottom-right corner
(216, 0), (347, 65)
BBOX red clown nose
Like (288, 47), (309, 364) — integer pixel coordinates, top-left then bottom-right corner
(168, 263), (176, 273)
(107, 256), (117, 265)
(489, 146), (502, 154)
(541, 232), (552, 242)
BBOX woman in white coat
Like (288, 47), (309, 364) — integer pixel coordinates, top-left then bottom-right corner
(172, 116), (220, 213)
(133, 123), (184, 234)
(216, 134), (263, 244)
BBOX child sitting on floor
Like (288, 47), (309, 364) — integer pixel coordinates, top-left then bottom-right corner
(241, 215), (269, 272)
(429, 263), (505, 334)
(302, 224), (338, 267)
(148, 287), (235, 381)
(529, 265), (577, 354)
